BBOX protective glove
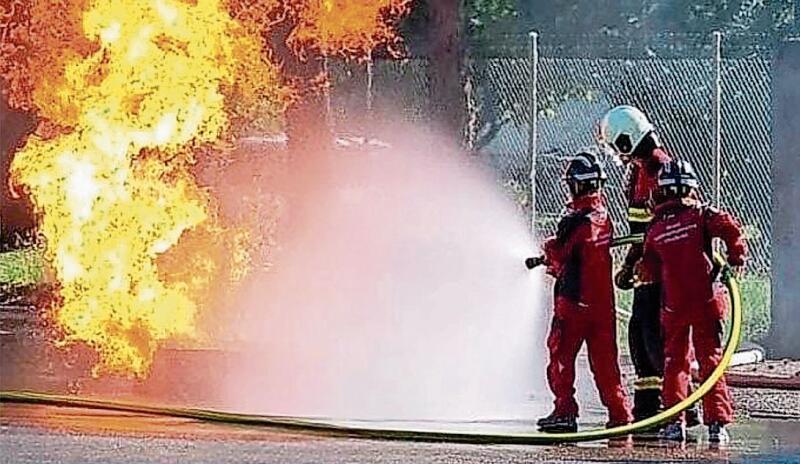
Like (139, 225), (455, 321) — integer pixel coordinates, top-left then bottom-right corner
(614, 265), (635, 290)
(525, 256), (545, 270)
(632, 262), (655, 287)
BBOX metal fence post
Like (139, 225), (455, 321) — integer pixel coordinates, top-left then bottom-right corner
(464, 58), (476, 152)
(366, 53), (374, 114)
(714, 31), (723, 207)
(528, 31), (539, 235)
(323, 55), (332, 129)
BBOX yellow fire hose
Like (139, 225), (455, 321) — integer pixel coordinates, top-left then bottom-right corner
(0, 234), (743, 444)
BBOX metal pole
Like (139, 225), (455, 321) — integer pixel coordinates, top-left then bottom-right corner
(366, 53), (374, 114)
(464, 59), (476, 152)
(528, 31), (539, 235)
(714, 31), (722, 207)
(323, 55), (332, 129)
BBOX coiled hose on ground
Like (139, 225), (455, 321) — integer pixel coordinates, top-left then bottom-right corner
(0, 234), (742, 444)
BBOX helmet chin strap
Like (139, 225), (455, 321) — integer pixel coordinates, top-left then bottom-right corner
(649, 132), (663, 147)
(630, 131), (661, 159)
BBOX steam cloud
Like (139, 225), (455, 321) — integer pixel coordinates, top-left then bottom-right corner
(222, 128), (550, 421)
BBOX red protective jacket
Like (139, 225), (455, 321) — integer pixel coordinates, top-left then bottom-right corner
(624, 147), (672, 268)
(543, 193), (613, 316)
(638, 198), (747, 315)
(626, 147), (672, 225)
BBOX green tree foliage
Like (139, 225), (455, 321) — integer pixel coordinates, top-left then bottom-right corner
(467, 0), (517, 37)
(679, 0), (794, 34)
(517, 0), (795, 36)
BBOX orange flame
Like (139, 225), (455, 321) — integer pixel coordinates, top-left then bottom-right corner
(287, 0), (412, 59)
(3, 0), (289, 377)
(0, 0), (411, 378)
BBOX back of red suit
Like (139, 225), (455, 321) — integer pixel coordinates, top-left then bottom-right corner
(646, 203), (744, 313)
(641, 199), (746, 425)
(542, 193), (631, 425)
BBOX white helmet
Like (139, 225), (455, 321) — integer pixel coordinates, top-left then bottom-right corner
(597, 105), (655, 156)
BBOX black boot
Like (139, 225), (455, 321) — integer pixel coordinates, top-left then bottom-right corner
(707, 422), (730, 444)
(631, 388), (663, 439)
(660, 421), (687, 442)
(685, 404), (701, 428)
(632, 388), (662, 422)
(537, 412), (578, 433)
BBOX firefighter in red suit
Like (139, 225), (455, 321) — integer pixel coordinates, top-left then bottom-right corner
(526, 151), (632, 433)
(597, 105), (675, 422)
(636, 160), (746, 444)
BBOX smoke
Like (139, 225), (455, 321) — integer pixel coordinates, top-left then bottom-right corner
(220, 127), (550, 421)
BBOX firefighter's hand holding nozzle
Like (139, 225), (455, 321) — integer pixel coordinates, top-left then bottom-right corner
(525, 256), (545, 270)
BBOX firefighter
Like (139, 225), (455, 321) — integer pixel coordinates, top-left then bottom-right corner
(636, 160), (746, 443)
(526, 151), (632, 433)
(596, 105), (671, 422)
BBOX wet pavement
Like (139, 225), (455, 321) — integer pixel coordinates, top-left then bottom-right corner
(3, 313), (800, 462)
(2, 404), (800, 463)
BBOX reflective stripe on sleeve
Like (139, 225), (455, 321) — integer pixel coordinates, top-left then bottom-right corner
(628, 207), (653, 223)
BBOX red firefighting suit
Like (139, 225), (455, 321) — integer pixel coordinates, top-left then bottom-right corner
(623, 147), (672, 419)
(638, 198), (746, 425)
(543, 193), (632, 425)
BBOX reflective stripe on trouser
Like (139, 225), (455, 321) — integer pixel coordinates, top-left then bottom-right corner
(546, 301), (632, 425)
(633, 376), (663, 391)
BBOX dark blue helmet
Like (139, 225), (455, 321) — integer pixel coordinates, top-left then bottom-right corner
(658, 160), (699, 198)
(564, 150), (607, 196)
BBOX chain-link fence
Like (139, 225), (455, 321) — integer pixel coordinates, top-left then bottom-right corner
(329, 33), (774, 276)
(532, 34), (771, 277)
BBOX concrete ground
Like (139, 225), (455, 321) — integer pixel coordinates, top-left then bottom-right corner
(2, 404), (800, 463)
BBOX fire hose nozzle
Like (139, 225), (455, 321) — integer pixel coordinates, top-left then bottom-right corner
(525, 256), (545, 270)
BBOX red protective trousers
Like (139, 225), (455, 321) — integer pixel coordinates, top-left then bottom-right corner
(661, 293), (733, 425)
(546, 297), (632, 424)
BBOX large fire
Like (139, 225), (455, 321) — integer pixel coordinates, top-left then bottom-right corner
(2, 0), (289, 377)
(0, 0), (410, 378)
